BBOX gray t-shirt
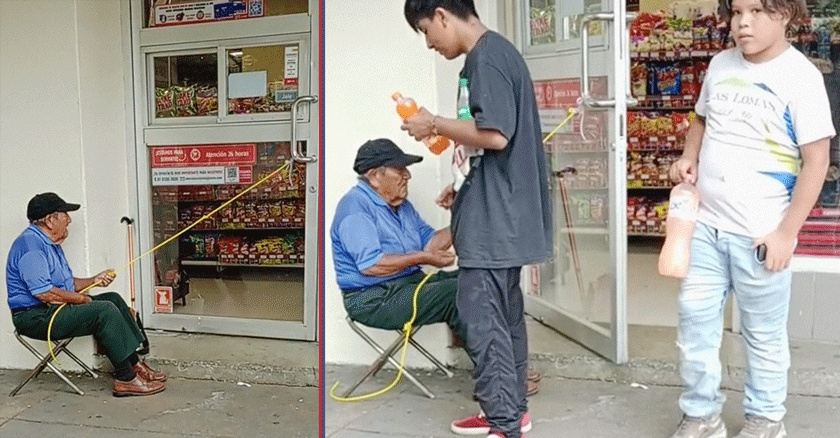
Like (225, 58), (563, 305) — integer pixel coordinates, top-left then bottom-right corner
(450, 31), (553, 269)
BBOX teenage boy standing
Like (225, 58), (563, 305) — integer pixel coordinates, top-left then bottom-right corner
(401, 1), (552, 437)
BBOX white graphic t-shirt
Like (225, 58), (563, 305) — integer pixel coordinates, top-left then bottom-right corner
(695, 46), (835, 238)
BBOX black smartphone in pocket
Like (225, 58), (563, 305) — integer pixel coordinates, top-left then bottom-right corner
(755, 243), (767, 263)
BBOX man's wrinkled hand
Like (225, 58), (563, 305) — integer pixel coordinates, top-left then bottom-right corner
(436, 183), (456, 209)
(425, 250), (455, 268)
(95, 270), (116, 287)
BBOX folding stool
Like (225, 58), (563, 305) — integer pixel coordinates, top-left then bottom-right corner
(10, 330), (99, 396)
(342, 316), (454, 399)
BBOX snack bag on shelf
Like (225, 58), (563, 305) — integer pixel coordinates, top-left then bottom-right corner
(655, 62), (682, 96)
(631, 62), (649, 98)
(680, 61), (698, 97)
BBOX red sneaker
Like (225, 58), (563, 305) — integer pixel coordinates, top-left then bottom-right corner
(450, 412), (532, 435)
(487, 432), (528, 438)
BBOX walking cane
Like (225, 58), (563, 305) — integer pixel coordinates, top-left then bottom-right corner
(122, 217), (150, 355)
(557, 167), (586, 305)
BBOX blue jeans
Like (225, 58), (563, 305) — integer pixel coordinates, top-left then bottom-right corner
(678, 222), (791, 422)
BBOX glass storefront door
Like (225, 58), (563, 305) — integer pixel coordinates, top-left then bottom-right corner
(129, 1), (319, 340)
(517, 0), (631, 362)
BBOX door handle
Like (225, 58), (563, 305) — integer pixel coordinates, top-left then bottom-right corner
(291, 96), (318, 163)
(580, 12), (615, 109)
(580, 12), (638, 109)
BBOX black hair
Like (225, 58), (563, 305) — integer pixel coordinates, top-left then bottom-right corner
(719, 0), (807, 26)
(404, 0), (479, 32)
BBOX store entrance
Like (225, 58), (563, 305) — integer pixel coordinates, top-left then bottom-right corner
(517, 0), (632, 363)
(130, 0), (319, 340)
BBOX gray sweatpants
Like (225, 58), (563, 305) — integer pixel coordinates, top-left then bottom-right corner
(458, 267), (528, 438)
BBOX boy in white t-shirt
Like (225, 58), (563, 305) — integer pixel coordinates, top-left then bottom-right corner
(668, 0), (835, 437)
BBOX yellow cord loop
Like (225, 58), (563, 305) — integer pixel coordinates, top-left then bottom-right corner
(329, 270), (435, 402)
(46, 160), (295, 361)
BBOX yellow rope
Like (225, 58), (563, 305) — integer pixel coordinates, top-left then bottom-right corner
(329, 270), (435, 402)
(46, 160), (294, 361)
(542, 107), (577, 144)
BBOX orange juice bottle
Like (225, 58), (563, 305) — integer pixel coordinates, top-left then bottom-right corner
(658, 182), (700, 278)
(392, 92), (450, 155)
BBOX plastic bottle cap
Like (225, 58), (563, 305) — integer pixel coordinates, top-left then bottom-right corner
(391, 92), (402, 100)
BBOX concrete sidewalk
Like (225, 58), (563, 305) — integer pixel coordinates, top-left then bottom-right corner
(326, 364), (840, 437)
(0, 368), (318, 437)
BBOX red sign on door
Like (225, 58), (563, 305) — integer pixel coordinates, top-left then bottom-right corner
(151, 144), (257, 168)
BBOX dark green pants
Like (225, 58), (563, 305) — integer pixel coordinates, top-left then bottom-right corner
(12, 292), (144, 365)
(343, 270), (464, 340)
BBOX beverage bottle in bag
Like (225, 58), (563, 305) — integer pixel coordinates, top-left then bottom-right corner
(392, 92), (450, 155)
(658, 182), (700, 278)
(457, 78), (472, 120)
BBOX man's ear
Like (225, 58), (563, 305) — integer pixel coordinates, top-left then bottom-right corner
(365, 168), (380, 186)
(434, 7), (448, 27)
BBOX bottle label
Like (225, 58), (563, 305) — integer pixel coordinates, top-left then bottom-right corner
(668, 194), (698, 221)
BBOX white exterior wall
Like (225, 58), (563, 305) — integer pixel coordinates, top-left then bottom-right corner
(324, 0), (500, 366)
(0, 0), (131, 369)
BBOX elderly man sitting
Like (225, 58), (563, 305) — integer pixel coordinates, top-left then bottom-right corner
(331, 138), (463, 338)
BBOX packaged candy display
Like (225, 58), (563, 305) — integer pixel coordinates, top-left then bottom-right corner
(156, 85), (218, 118)
(630, 9), (730, 54)
(628, 196), (670, 234)
(151, 142), (307, 267)
(216, 232), (304, 265)
(628, 152), (679, 188)
(626, 7), (719, 237)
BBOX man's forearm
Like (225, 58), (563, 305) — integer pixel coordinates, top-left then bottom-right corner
(434, 117), (508, 150)
(36, 287), (87, 305)
(362, 253), (429, 277)
(778, 140), (831, 237)
(74, 276), (96, 292)
(424, 227), (452, 252)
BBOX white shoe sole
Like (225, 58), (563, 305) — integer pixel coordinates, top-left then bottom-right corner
(450, 419), (532, 435)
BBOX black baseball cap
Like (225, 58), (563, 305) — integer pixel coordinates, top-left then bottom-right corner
(353, 138), (423, 174)
(27, 192), (81, 221)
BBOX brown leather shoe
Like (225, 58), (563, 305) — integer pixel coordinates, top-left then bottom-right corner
(112, 375), (166, 397)
(134, 360), (167, 382)
(526, 379), (539, 397)
(527, 367), (542, 383)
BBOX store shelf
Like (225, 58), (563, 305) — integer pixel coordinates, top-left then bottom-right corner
(186, 226), (304, 231)
(628, 232), (665, 237)
(559, 227), (608, 235)
(181, 260), (304, 268)
(631, 49), (719, 60)
(628, 186), (673, 190)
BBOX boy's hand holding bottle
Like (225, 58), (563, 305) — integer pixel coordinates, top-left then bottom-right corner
(669, 155), (698, 184)
(393, 92), (450, 155)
